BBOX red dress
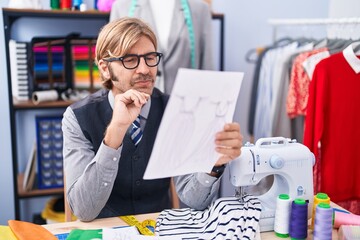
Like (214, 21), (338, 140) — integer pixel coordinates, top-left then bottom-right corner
(304, 47), (360, 214)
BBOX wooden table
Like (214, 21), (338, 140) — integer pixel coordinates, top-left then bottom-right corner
(43, 212), (339, 239)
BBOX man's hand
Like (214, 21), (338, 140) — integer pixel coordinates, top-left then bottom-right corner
(214, 122), (243, 166)
(112, 89), (150, 127)
(104, 89), (149, 149)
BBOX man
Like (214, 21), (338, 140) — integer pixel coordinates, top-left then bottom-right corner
(62, 17), (242, 222)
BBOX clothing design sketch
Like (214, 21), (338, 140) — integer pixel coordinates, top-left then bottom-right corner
(156, 195), (262, 239)
(183, 100), (232, 167)
(159, 95), (202, 170)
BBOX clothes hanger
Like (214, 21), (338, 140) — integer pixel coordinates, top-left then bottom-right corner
(313, 38), (328, 49)
(245, 47), (266, 64)
(274, 37), (293, 46)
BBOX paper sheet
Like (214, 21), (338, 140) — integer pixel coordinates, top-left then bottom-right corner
(102, 226), (139, 240)
(102, 226), (177, 240)
(144, 68), (243, 179)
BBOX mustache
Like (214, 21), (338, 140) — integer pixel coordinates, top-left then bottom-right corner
(133, 74), (154, 82)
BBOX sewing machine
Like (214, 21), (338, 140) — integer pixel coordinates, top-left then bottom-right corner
(229, 137), (315, 232)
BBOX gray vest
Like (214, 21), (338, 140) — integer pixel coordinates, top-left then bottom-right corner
(71, 88), (171, 218)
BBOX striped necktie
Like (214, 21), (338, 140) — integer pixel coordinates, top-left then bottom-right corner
(130, 116), (143, 146)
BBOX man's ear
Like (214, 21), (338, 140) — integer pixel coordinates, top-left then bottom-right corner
(98, 59), (110, 80)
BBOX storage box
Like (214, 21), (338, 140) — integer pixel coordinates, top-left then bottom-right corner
(35, 116), (64, 189)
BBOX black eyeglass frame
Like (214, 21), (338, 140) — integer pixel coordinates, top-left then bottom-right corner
(104, 52), (163, 70)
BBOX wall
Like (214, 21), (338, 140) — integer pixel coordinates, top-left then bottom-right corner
(0, 0), (331, 224)
(329, 0), (360, 17)
(0, 1), (15, 225)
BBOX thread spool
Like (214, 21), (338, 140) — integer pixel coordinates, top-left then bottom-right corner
(274, 194), (292, 238)
(61, 0), (71, 9)
(289, 198), (308, 240)
(50, 0), (60, 9)
(311, 192), (330, 229)
(313, 203), (333, 240)
(339, 225), (360, 239)
(333, 211), (360, 229)
(72, 0), (83, 10)
(32, 90), (59, 105)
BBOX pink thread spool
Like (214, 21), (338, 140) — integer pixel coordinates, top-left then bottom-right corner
(334, 211), (360, 229)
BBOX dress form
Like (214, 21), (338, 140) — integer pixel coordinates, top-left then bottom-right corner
(149, 0), (176, 52)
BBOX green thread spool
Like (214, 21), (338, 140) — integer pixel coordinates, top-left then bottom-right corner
(50, 0), (60, 9)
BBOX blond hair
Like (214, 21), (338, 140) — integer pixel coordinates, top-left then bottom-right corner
(95, 17), (157, 89)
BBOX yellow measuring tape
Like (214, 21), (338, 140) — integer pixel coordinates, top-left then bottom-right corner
(119, 215), (156, 236)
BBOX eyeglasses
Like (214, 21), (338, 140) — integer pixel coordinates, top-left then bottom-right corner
(104, 52), (163, 70)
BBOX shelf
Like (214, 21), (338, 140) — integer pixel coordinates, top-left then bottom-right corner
(13, 98), (73, 110)
(2, 7), (109, 221)
(3, 8), (222, 20)
(17, 173), (63, 199)
(2, 8), (110, 20)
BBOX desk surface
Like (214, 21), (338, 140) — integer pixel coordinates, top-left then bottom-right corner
(43, 212), (339, 239)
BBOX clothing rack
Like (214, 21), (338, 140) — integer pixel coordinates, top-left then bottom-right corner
(268, 18), (360, 42)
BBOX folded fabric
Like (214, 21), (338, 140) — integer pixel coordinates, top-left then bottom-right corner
(66, 229), (102, 240)
(8, 220), (57, 240)
(156, 195), (262, 240)
(0, 226), (17, 240)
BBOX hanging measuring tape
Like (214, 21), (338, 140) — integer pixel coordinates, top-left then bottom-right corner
(129, 0), (196, 68)
(120, 215), (156, 236)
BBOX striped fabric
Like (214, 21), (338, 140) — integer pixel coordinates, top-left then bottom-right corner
(156, 195), (262, 240)
(130, 116), (143, 146)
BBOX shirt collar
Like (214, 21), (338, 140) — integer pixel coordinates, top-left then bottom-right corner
(343, 43), (360, 74)
(108, 90), (151, 119)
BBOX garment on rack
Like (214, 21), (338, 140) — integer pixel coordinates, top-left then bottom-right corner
(253, 40), (315, 140)
(304, 43), (360, 214)
(271, 42), (314, 138)
(156, 195), (262, 240)
(287, 47), (328, 118)
(249, 38), (355, 142)
(248, 46), (271, 137)
(248, 38), (294, 138)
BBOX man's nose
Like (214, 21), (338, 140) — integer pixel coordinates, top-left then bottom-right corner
(136, 57), (150, 74)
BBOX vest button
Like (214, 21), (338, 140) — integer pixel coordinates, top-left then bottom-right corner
(132, 156), (138, 161)
(135, 180), (141, 186)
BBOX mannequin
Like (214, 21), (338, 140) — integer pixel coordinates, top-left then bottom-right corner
(110, 0), (214, 94)
(149, 0), (175, 52)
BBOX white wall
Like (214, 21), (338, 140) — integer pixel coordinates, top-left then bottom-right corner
(0, 1), (15, 225)
(0, 0), (332, 224)
(329, 0), (360, 17)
